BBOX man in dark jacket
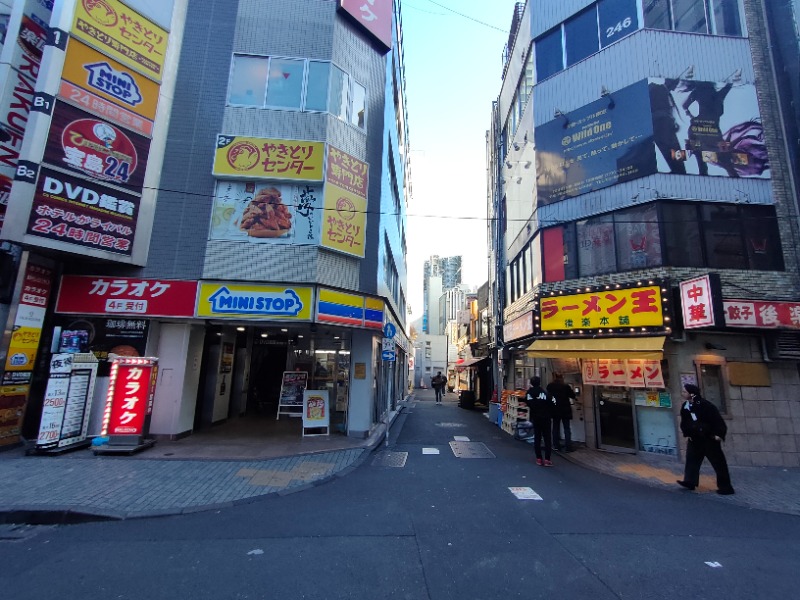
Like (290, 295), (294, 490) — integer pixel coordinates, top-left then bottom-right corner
(677, 383), (735, 495)
(524, 376), (556, 466)
(547, 372), (576, 452)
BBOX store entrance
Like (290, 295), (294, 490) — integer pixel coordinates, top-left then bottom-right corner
(595, 386), (636, 453)
(248, 341), (289, 416)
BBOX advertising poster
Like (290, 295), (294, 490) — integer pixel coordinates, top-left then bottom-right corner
(535, 77), (769, 206)
(209, 180), (322, 245)
(302, 389), (329, 433)
(0, 384), (28, 446)
(279, 371), (308, 407)
(59, 39), (160, 136)
(27, 168), (140, 256)
(54, 316), (149, 376)
(55, 275), (198, 318)
(213, 135), (325, 181)
(72, 0), (169, 82)
(43, 101), (151, 193)
(321, 182), (367, 258)
(36, 353), (74, 447)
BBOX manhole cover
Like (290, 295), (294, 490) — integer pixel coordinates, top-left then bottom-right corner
(449, 441), (495, 459)
(371, 451), (408, 467)
(435, 422), (467, 428)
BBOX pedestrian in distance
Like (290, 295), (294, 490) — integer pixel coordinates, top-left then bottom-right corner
(431, 371), (446, 405)
(547, 372), (576, 452)
(525, 376), (555, 466)
(677, 383), (735, 495)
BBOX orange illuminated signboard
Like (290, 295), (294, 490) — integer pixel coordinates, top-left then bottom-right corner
(213, 135), (325, 181)
(72, 0), (169, 82)
(539, 284), (667, 334)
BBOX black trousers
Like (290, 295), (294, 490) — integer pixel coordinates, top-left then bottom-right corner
(683, 437), (733, 490)
(532, 417), (552, 460)
(552, 417), (572, 449)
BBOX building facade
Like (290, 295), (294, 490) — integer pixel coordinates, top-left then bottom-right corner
(0, 0), (411, 449)
(489, 0), (800, 467)
(422, 254), (461, 332)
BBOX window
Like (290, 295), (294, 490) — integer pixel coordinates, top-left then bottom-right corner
(743, 206), (784, 271)
(577, 215), (616, 276)
(701, 204), (747, 269)
(614, 204), (662, 270)
(599, 0), (639, 47)
(329, 65), (349, 121)
(663, 203), (704, 267)
(521, 247), (528, 295)
(350, 80), (366, 128)
(265, 57), (305, 110)
(644, 0), (672, 30)
(228, 55), (268, 106)
(707, 0), (742, 36)
(673, 0), (708, 33)
(565, 7), (600, 66)
(699, 363), (726, 413)
(305, 61), (330, 111)
(535, 27), (563, 81)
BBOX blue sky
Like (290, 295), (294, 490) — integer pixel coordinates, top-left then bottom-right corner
(401, 0), (521, 320)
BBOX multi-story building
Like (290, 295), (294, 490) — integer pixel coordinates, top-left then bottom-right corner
(0, 0), (411, 450)
(489, 0), (800, 466)
(422, 254), (461, 332)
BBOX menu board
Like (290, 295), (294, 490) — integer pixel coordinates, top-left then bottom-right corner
(277, 371), (308, 419)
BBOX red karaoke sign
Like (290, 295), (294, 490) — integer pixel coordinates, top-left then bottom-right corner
(56, 276), (198, 317)
(103, 357), (157, 436)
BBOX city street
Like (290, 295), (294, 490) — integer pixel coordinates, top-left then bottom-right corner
(2, 389), (799, 599)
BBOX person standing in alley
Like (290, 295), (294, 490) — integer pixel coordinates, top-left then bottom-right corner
(525, 376), (555, 466)
(431, 371), (446, 405)
(677, 383), (735, 495)
(547, 372), (576, 452)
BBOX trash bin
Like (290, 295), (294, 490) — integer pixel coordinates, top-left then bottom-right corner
(459, 390), (475, 409)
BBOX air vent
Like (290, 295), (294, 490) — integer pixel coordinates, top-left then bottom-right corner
(769, 332), (800, 360)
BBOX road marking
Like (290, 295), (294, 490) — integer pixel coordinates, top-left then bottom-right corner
(453, 435), (470, 441)
(247, 549), (264, 556)
(509, 487), (543, 500)
(422, 448), (440, 454)
(705, 562), (723, 568)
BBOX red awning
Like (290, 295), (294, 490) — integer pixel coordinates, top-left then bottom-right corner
(455, 356), (488, 370)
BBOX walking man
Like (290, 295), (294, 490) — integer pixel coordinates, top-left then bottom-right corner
(431, 371), (446, 405)
(547, 373), (576, 452)
(525, 376), (555, 466)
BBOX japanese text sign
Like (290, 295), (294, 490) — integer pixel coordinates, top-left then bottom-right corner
(43, 101), (151, 193)
(56, 275), (198, 317)
(582, 359), (664, 388)
(213, 135), (324, 181)
(60, 39), (159, 134)
(680, 275), (717, 328)
(321, 182), (367, 258)
(723, 300), (800, 330)
(539, 285), (665, 332)
(503, 311), (534, 343)
(326, 146), (368, 198)
(103, 357), (157, 436)
(196, 283), (314, 320)
(28, 168), (140, 256)
(72, 0), (169, 82)
(338, 0), (393, 51)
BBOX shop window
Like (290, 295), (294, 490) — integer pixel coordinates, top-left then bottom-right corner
(599, 0), (640, 47)
(673, 0), (708, 33)
(305, 61), (330, 111)
(614, 203), (662, 270)
(329, 65), (349, 121)
(662, 203), (704, 267)
(228, 55), (269, 106)
(565, 6), (600, 66)
(265, 57), (305, 110)
(577, 215), (616, 276)
(707, 0), (742, 36)
(701, 204), (747, 269)
(535, 27), (563, 81)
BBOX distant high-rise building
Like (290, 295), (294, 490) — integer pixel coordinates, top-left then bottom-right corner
(422, 255), (462, 332)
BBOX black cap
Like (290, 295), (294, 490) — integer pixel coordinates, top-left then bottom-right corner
(684, 383), (700, 396)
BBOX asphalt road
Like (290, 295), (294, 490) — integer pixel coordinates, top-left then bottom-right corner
(2, 397), (798, 599)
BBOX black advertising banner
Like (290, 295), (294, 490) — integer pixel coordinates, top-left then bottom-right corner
(535, 78), (769, 206)
(535, 80), (655, 205)
(27, 167), (140, 255)
(43, 101), (151, 193)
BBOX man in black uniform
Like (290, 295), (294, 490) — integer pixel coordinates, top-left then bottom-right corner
(677, 383), (735, 495)
(525, 376), (555, 467)
(547, 372), (576, 452)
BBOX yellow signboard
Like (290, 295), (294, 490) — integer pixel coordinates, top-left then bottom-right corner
(321, 182), (367, 258)
(61, 39), (160, 124)
(72, 0), (169, 82)
(4, 327), (41, 372)
(213, 135), (325, 181)
(539, 285), (665, 332)
(196, 283), (313, 320)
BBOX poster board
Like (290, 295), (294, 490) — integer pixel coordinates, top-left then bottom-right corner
(276, 371), (308, 419)
(302, 390), (329, 436)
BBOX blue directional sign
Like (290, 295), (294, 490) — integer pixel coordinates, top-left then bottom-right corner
(382, 323), (396, 339)
(381, 349), (396, 362)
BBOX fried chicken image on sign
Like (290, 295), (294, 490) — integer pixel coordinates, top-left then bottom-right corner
(239, 187), (292, 238)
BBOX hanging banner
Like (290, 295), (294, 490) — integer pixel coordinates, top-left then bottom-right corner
(582, 358), (664, 389)
(209, 180), (322, 245)
(213, 135), (325, 181)
(72, 0), (169, 82)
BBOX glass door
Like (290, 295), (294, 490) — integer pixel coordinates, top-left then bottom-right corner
(595, 386), (636, 452)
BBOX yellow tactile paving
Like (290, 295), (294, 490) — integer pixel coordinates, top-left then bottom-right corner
(617, 464), (716, 492)
(236, 462), (335, 488)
